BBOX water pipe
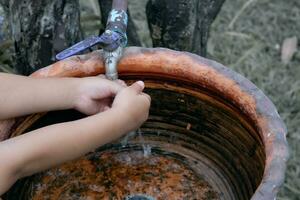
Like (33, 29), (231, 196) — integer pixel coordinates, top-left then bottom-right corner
(56, 0), (128, 80)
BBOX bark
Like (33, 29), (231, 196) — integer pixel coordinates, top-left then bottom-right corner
(146, 0), (225, 56)
(3, 0), (82, 75)
(0, 1), (9, 13)
(98, 0), (141, 46)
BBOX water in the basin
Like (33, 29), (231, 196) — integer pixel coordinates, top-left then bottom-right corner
(137, 129), (152, 157)
(8, 128), (219, 199)
(124, 194), (156, 200)
(27, 150), (218, 200)
(121, 131), (136, 147)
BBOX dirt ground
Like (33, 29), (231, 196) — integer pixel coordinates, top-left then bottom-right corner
(1, 0), (299, 199)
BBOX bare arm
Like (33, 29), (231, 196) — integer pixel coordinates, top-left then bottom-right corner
(0, 73), (125, 120)
(0, 81), (150, 195)
(0, 73), (77, 120)
(0, 109), (127, 195)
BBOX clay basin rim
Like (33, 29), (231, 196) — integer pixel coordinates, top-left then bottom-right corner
(0, 47), (289, 200)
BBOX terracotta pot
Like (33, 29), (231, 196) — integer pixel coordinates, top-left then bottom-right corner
(1, 47), (288, 200)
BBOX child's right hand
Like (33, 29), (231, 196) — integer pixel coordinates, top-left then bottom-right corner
(111, 81), (151, 131)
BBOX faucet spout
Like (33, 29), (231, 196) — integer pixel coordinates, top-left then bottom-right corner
(103, 46), (123, 80)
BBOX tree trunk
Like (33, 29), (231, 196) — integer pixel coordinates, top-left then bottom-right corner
(98, 0), (141, 46)
(3, 0), (82, 75)
(146, 0), (225, 56)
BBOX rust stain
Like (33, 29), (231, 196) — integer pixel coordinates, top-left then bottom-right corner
(30, 151), (218, 200)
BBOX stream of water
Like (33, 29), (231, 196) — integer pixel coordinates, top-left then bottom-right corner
(121, 129), (152, 158)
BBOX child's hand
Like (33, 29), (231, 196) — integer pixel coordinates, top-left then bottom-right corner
(74, 75), (126, 115)
(112, 81), (151, 131)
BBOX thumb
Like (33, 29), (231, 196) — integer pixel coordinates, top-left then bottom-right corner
(129, 81), (145, 94)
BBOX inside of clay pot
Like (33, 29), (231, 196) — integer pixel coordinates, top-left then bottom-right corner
(4, 76), (265, 200)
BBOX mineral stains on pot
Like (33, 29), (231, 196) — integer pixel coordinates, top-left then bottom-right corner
(27, 151), (218, 200)
(1, 47), (288, 200)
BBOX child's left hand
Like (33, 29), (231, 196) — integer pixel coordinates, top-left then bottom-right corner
(0, 73), (127, 120)
(73, 75), (126, 115)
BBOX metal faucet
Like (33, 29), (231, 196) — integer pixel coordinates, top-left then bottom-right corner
(103, 45), (123, 80)
(55, 0), (128, 80)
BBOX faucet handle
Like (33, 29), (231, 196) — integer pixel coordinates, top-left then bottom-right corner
(55, 30), (122, 60)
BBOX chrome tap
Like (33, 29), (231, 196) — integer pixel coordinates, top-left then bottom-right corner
(55, 0), (128, 80)
(102, 6), (128, 80)
(103, 45), (123, 80)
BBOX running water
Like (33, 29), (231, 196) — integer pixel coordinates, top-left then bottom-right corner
(137, 129), (152, 157)
(120, 129), (152, 158)
(121, 131), (137, 147)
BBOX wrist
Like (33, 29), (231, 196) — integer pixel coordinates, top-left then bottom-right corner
(62, 78), (82, 110)
(35, 77), (80, 111)
(110, 106), (142, 133)
(108, 107), (134, 132)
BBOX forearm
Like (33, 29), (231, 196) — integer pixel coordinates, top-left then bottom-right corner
(0, 108), (128, 181)
(0, 73), (77, 120)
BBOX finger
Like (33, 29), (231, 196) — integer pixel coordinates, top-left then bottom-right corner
(105, 80), (126, 97)
(129, 81), (145, 94)
(97, 74), (106, 79)
(83, 100), (101, 115)
(103, 106), (110, 111)
(101, 97), (113, 107)
(115, 79), (127, 87)
(141, 93), (151, 103)
(92, 100), (111, 113)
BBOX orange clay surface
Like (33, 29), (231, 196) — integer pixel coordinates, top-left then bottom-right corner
(30, 151), (218, 200)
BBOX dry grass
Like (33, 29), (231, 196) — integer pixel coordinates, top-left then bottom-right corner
(208, 1), (300, 199)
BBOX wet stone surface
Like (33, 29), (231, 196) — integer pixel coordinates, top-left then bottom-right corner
(28, 150), (218, 200)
